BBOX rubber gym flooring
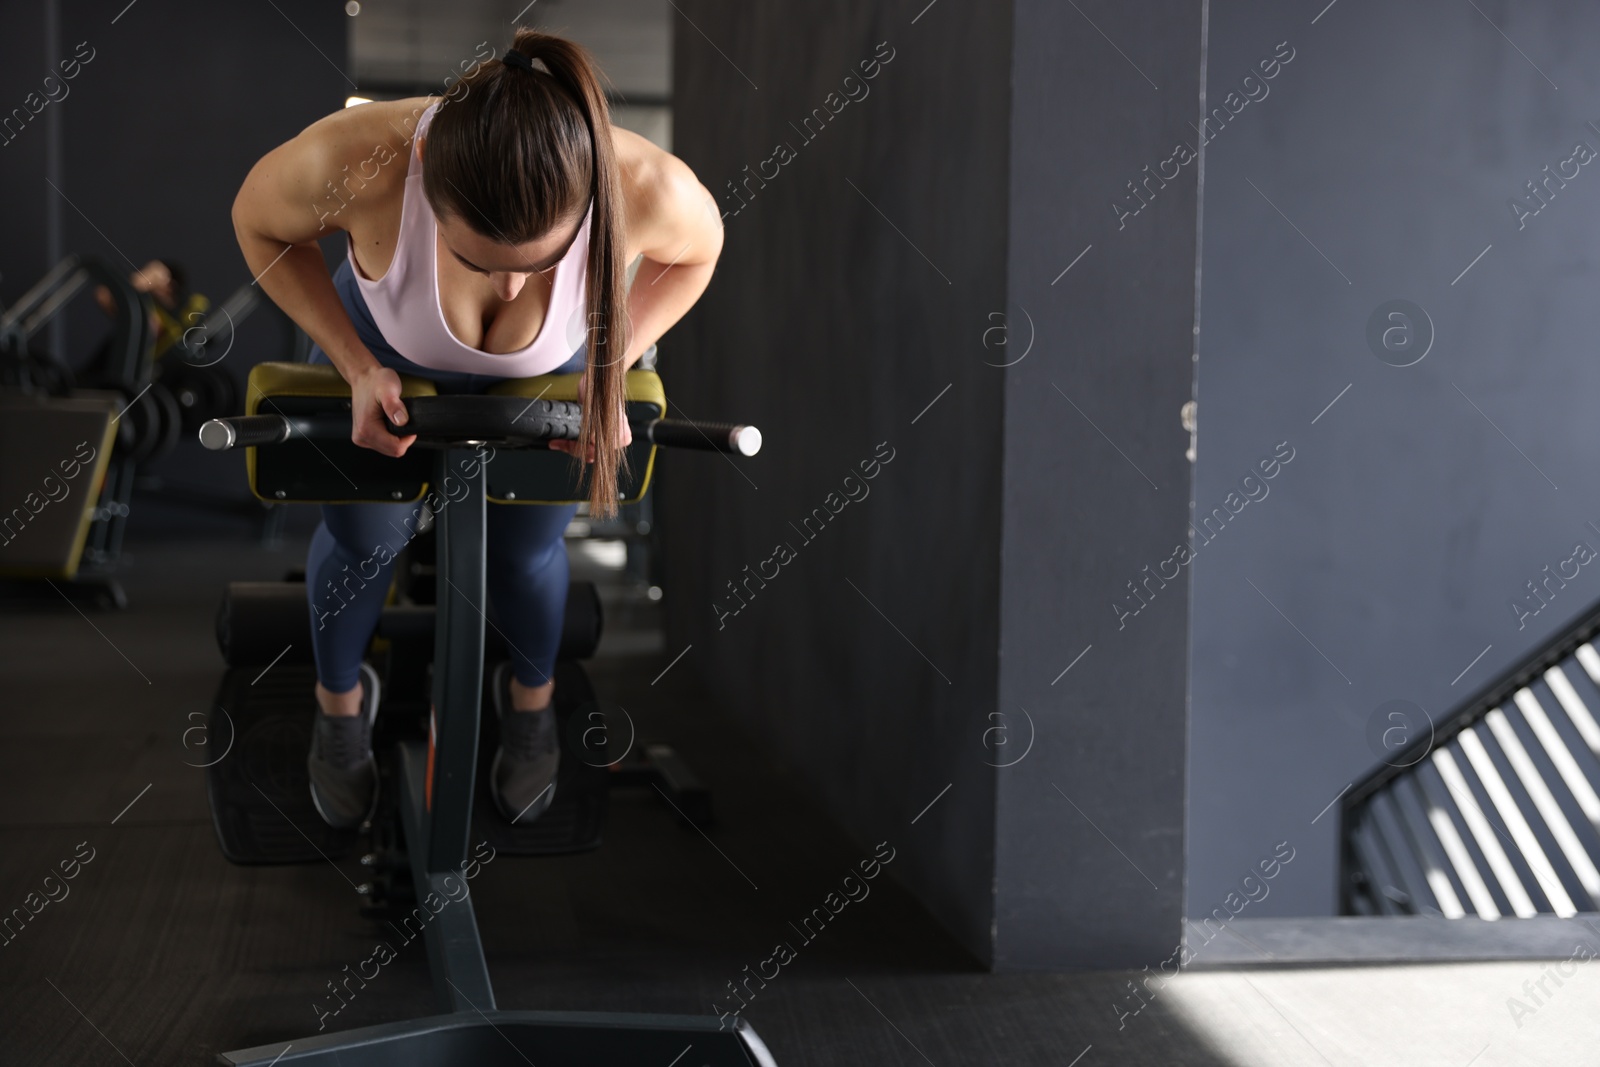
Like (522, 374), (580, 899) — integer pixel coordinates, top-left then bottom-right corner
(2, 502), (1597, 1066)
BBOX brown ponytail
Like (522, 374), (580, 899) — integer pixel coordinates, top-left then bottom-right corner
(423, 28), (629, 517)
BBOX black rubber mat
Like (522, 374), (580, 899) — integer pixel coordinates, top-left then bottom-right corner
(473, 659), (609, 856)
(205, 664), (360, 865)
(205, 658), (610, 864)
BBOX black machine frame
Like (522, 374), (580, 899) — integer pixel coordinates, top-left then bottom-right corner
(205, 392), (774, 1065)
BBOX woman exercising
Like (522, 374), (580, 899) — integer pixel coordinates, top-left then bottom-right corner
(232, 29), (722, 829)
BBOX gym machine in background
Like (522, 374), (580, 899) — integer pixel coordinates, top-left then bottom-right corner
(0, 259), (315, 609)
(0, 256), (150, 608)
(135, 283), (312, 545)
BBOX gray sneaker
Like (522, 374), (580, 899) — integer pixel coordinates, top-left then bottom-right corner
(490, 661), (559, 824)
(307, 662), (380, 829)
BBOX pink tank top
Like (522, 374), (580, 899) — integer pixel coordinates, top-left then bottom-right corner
(346, 101), (591, 377)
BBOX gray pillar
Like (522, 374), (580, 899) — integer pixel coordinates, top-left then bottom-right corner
(665, 0), (1200, 969)
(994, 0), (1201, 968)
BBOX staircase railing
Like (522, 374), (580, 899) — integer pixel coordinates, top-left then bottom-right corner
(1340, 599), (1600, 917)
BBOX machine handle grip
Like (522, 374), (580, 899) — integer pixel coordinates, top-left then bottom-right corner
(199, 413), (353, 451)
(199, 415), (290, 450)
(643, 419), (762, 456)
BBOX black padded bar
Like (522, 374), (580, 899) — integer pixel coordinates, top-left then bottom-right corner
(205, 399), (761, 456)
(387, 395), (582, 445)
(214, 581), (602, 665)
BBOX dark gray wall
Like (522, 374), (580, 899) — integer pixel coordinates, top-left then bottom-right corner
(1191, 0), (1600, 915)
(664, 0), (1011, 964)
(666, 0), (1200, 968)
(995, 0), (1200, 969)
(1, 0), (348, 493)
(0, 2), (56, 307)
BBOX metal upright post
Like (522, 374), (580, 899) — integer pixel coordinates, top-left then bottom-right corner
(396, 446), (495, 1013)
(428, 447), (486, 869)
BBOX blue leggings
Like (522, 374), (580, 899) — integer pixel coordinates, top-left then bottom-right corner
(303, 296), (584, 693)
(307, 497), (575, 692)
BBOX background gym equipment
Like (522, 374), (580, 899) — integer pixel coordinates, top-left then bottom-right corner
(0, 256), (152, 607)
(0, 256), (147, 399)
(200, 361), (773, 1065)
(156, 284), (254, 436)
(0, 395), (122, 598)
(136, 283), (312, 546)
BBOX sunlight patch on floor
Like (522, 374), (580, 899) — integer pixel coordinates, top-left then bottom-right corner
(1158, 959), (1600, 1067)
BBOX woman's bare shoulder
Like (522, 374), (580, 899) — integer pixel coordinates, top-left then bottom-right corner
(271, 98), (434, 232)
(613, 127), (717, 252)
(295, 97), (435, 172)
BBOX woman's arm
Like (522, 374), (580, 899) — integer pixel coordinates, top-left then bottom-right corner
(620, 138), (725, 367)
(231, 112), (415, 455)
(552, 141), (718, 460)
(232, 125), (378, 385)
